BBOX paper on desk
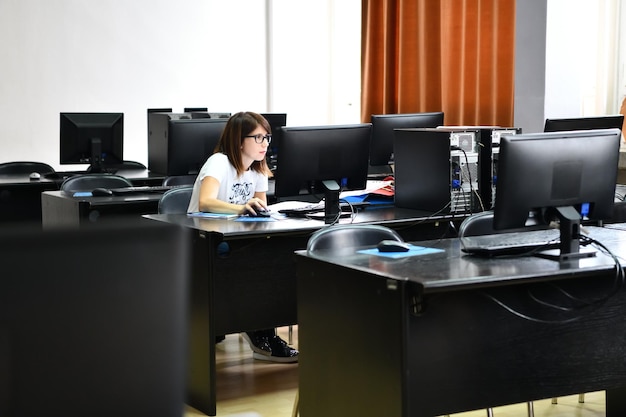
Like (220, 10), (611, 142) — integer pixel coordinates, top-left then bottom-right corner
(268, 200), (321, 211)
(357, 245), (444, 258)
(267, 180), (394, 211)
(339, 180), (393, 199)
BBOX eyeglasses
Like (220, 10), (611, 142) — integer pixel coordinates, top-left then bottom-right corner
(245, 134), (272, 144)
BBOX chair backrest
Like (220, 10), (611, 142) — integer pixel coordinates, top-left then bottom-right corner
(162, 175), (197, 187)
(307, 224), (403, 256)
(158, 187), (193, 214)
(113, 160), (147, 170)
(0, 161), (55, 175)
(458, 210), (549, 237)
(458, 211), (498, 237)
(60, 174), (133, 192)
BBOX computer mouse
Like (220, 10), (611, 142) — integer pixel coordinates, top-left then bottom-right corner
(91, 187), (114, 197)
(29, 172), (41, 181)
(248, 209), (271, 217)
(376, 239), (411, 253)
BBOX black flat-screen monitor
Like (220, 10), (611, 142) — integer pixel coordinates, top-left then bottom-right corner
(59, 112), (124, 173)
(0, 220), (189, 417)
(260, 113), (287, 171)
(274, 124), (372, 216)
(148, 113), (227, 175)
(543, 115), (624, 132)
(369, 112), (445, 168)
(494, 128), (621, 260)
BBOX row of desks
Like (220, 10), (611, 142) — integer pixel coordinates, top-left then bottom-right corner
(144, 211), (626, 417)
(0, 169), (165, 223)
(7, 176), (626, 415)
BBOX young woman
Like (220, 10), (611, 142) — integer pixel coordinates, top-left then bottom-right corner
(188, 111), (298, 363)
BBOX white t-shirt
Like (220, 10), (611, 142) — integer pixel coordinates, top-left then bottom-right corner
(187, 153), (269, 213)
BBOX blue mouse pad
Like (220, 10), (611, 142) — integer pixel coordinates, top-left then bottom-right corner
(235, 216), (276, 222)
(358, 245), (444, 258)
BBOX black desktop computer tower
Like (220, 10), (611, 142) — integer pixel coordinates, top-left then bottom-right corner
(393, 128), (481, 214)
(464, 126), (522, 209)
(442, 126), (522, 210)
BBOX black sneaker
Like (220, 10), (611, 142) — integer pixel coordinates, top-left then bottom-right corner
(241, 331), (299, 363)
(241, 331), (272, 355)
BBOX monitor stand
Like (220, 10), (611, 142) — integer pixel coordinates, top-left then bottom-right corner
(87, 138), (105, 173)
(322, 180), (340, 224)
(536, 206), (596, 262)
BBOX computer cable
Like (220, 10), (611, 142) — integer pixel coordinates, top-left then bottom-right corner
(480, 235), (624, 324)
(450, 146), (484, 213)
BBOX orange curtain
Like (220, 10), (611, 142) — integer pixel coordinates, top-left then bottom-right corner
(361, 0), (515, 127)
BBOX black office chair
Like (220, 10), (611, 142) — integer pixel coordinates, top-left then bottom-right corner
(158, 187), (193, 214)
(109, 160), (147, 170)
(59, 174), (133, 193)
(0, 161), (55, 175)
(307, 224), (404, 257)
(162, 175), (197, 187)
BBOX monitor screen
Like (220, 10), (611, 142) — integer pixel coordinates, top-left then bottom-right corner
(543, 115), (624, 132)
(274, 123), (372, 199)
(369, 112), (444, 167)
(260, 113), (287, 172)
(148, 113), (227, 176)
(494, 128), (621, 259)
(59, 112), (124, 172)
(0, 221), (189, 417)
(168, 119), (227, 175)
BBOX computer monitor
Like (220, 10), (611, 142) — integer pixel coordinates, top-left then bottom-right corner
(494, 128), (621, 260)
(260, 113), (287, 171)
(274, 124), (371, 220)
(369, 112), (445, 172)
(148, 113), (227, 175)
(59, 112), (124, 173)
(0, 220), (189, 417)
(543, 115), (624, 132)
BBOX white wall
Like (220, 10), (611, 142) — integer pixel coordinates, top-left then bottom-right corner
(0, 0), (361, 169)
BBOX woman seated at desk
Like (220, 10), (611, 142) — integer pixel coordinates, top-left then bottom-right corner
(187, 111), (298, 363)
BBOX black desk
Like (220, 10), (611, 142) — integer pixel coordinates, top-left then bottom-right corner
(295, 225), (626, 416)
(42, 190), (162, 228)
(0, 169), (165, 224)
(144, 208), (467, 415)
(0, 174), (58, 223)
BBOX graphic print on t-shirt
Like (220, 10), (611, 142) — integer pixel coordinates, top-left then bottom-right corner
(229, 181), (253, 204)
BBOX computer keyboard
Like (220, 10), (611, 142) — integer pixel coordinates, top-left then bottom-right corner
(108, 185), (185, 195)
(278, 201), (370, 217)
(460, 229), (563, 256)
